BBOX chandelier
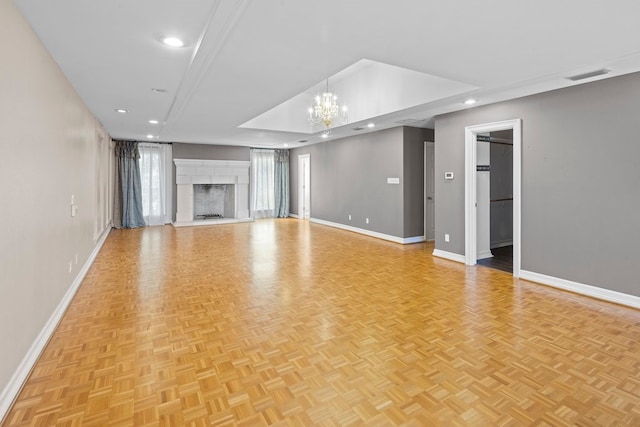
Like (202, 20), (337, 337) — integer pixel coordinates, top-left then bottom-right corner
(308, 79), (347, 130)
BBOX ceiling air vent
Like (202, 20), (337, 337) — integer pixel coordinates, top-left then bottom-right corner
(352, 126), (366, 131)
(566, 68), (610, 82)
(298, 139), (308, 143)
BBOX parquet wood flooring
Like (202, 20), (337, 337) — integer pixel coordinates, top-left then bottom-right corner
(3, 219), (640, 426)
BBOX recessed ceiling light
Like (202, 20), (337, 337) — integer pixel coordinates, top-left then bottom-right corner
(148, 119), (159, 124)
(115, 109), (127, 113)
(321, 133), (329, 139)
(151, 88), (168, 93)
(146, 134), (155, 139)
(283, 143), (289, 147)
(162, 37), (184, 48)
(367, 123), (375, 128)
(464, 99), (477, 105)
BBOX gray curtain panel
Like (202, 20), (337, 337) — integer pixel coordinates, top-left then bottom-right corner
(112, 153), (123, 229)
(274, 149), (290, 218)
(114, 141), (146, 228)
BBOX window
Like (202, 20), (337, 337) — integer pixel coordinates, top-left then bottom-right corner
(138, 143), (172, 225)
(250, 149), (275, 218)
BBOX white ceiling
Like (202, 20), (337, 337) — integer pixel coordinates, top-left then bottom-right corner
(14, 0), (640, 148)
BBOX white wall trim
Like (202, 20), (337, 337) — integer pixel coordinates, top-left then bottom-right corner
(0, 226), (112, 422)
(403, 236), (426, 244)
(465, 118), (522, 278)
(477, 250), (494, 260)
(298, 154), (311, 220)
(520, 270), (640, 309)
(432, 249), (466, 263)
(310, 218), (423, 244)
(491, 240), (513, 249)
(289, 213), (299, 219)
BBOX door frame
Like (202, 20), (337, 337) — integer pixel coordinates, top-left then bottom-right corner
(424, 141), (435, 241)
(465, 119), (521, 277)
(298, 154), (310, 219)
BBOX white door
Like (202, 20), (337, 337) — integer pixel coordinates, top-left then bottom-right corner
(298, 154), (310, 219)
(425, 142), (435, 241)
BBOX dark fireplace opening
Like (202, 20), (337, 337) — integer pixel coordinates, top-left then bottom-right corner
(193, 184), (235, 220)
(197, 213), (223, 219)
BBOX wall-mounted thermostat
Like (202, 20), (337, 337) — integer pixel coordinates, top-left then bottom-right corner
(444, 172), (454, 180)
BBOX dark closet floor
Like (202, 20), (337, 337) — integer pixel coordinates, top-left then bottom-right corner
(477, 245), (513, 273)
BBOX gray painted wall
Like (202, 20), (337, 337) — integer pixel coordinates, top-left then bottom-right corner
(435, 71), (640, 296)
(404, 127), (434, 237)
(0, 0), (112, 399)
(172, 143), (250, 162)
(171, 143), (249, 220)
(290, 126), (433, 239)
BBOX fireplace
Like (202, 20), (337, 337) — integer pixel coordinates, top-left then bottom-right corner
(193, 184), (235, 220)
(174, 159), (251, 226)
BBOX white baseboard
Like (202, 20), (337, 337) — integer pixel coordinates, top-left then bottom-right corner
(432, 249), (466, 263)
(0, 227), (112, 422)
(520, 270), (640, 309)
(403, 235), (426, 244)
(491, 240), (513, 249)
(309, 218), (424, 244)
(288, 213), (299, 219)
(477, 250), (494, 260)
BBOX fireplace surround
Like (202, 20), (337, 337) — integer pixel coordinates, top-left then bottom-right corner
(174, 159), (251, 226)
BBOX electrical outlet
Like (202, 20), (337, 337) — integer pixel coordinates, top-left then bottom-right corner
(348, 214), (351, 221)
(366, 218), (369, 224)
(445, 234), (450, 242)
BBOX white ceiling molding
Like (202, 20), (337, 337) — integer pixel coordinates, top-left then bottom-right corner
(240, 59), (478, 134)
(164, 0), (251, 126)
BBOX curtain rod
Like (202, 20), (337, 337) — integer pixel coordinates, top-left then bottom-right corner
(113, 140), (173, 145)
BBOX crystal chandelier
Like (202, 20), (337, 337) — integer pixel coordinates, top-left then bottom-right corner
(308, 79), (347, 130)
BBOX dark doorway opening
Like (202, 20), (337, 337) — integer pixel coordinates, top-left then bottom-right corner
(477, 245), (513, 273)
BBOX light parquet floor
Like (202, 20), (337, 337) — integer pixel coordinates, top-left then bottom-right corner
(3, 219), (640, 426)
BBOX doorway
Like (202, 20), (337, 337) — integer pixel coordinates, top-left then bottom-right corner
(425, 141), (435, 241)
(298, 154), (310, 219)
(464, 119), (521, 277)
(476, 130), (513, 272)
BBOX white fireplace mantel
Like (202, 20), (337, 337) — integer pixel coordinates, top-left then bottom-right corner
(174, 159), (251, 226)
